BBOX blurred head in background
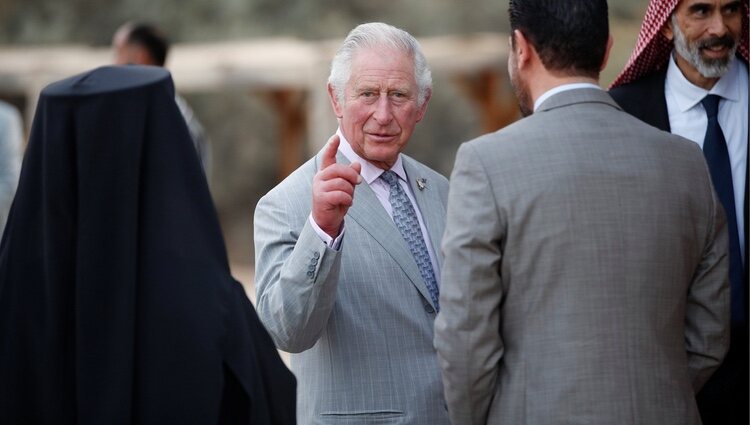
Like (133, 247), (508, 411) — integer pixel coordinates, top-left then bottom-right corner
(112, 22), (169, 67)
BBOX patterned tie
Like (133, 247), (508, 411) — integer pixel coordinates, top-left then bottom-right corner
(702, 94), (745, 326)
(380, 170), (440, 310)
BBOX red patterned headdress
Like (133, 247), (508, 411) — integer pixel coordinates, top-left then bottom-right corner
(610, 0), (749, 88)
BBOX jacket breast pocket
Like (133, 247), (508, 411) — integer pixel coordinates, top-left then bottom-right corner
(317, 410), (406, 424)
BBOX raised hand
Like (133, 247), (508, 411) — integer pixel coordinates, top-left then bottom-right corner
(312, 135), (362, 238)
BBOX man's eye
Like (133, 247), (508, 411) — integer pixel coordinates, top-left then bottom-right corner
(361, 91), (375, 97)
(723, 2), (741, 15)
(691, 5), (709, 16)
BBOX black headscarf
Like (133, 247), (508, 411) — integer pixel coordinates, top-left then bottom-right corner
(0, 66), (295, 424)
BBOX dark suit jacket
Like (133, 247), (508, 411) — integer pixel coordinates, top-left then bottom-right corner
(609, 68), (670, 132)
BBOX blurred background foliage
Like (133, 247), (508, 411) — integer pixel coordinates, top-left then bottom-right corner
(1, 0), (647, 44)
(0, 0), (650, 267)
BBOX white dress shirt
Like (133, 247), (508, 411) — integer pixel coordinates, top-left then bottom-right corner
(534, 82), (603, 111)
(665, 54), (748, 258)
(309, 129), (440, 283)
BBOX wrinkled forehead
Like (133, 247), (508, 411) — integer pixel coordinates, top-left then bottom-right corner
(348, 63), (417, 96)
(352, 44), (414, 63)
(674, 0), (742, 13)
(349, 46), (416, 77)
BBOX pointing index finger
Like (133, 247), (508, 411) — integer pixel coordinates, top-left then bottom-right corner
(321, 134), (340, 169)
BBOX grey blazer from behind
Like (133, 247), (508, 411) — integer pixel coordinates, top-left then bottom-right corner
(435, 88), (730, 425)
(254, 150), (451, 425)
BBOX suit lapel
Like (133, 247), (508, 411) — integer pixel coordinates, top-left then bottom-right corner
(334, 153), (437, 307)
(610, 69), (671, 132)
(745, 132), (749, 274)
(653, 73), (671, 132)
(644, 69), (671, 131)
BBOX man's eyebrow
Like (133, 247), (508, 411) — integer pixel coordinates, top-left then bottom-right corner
(723, 0), (742, 10)
(687, 1), (713, 12)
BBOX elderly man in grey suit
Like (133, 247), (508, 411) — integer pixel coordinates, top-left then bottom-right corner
(254, 22), (451, 424)
(435, 1), (730, 424)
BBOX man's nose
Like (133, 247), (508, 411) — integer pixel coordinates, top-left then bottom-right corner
(706, 11), (729, 37)
(372, 95), (393, 124)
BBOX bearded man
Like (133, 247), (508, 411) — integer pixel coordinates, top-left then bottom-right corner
(610, 2), (748, 423)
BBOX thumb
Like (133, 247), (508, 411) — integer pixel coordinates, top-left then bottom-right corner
(350, 161), (363, 184)
(321, 134), (340, 169)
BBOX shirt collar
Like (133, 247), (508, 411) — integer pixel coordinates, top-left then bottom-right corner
(534, 82), (602, 111)
(711, 55), (741, 102)
(336, 128), (406, 185)
(666, 51), (740, 112)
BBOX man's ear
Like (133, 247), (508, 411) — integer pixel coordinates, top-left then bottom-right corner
(600, 35), (614, 71)
(661, 16), (675, 41)
(327, 83), (344, 118)
(513, 29), (533, 69)
(415, 88), (431, 123)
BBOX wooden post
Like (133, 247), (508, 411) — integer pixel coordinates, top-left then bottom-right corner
(454, 68), (518, 133)
(263, 89), (307, 181)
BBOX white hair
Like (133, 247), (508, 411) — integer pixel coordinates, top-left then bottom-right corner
(328, 22), (432, 106)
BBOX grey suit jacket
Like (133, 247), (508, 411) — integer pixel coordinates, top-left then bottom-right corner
(435, 88), (730, 425)
(254, 150), (451, 425)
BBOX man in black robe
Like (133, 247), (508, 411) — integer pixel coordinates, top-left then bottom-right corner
(0, 65), (295, 425)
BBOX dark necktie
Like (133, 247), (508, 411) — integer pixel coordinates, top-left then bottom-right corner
(380, 170), (440, 310)
(701, 94), (745, 326)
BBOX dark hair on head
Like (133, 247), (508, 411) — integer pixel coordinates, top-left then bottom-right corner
(508, 0), (609, 78)
(126, 23), (170, 67)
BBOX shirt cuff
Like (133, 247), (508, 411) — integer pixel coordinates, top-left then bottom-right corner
(308, 214), (345, 250)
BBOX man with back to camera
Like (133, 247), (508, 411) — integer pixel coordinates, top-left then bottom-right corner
(435, 1), (731, 424)
(610, 2), (748, 421)
(112, 22), (212, 178)
(253, 22), (451, 424)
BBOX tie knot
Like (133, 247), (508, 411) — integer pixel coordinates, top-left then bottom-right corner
(380, 170), (399, 187)
(701, 94), (721, 119)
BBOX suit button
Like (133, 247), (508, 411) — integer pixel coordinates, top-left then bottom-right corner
(308, 265), (315, 271)
(311, 257), (318, 265)
(424, 304), (435, 314)
(307, 271), (314, 278)
(313, 251), (320, 259)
